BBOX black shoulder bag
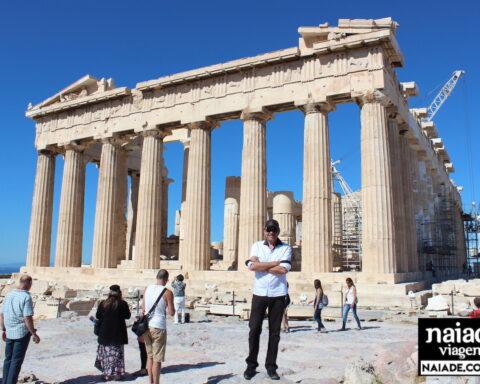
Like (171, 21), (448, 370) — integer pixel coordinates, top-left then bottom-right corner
(132, 288), (166, 337)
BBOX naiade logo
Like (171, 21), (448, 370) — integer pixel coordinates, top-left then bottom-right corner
(419, 318), (480, 376)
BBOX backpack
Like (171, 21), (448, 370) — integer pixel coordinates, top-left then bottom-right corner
(321, 294), (329, 307)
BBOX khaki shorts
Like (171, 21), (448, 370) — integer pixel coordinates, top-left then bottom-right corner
(143, 328), (167, 362)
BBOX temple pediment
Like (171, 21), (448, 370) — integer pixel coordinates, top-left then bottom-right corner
(27, 75), (117, 112)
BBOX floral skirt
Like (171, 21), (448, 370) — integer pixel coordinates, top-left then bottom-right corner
(94, 344), (125, 377)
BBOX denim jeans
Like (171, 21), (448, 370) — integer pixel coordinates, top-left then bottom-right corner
(313, 308), (325, 330)
(3, 333), (31, 384)
(342, 304), (361, 329)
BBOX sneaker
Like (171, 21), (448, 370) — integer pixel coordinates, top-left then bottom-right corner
(267, 370), (280, 380)
(243, 369), (256, 380)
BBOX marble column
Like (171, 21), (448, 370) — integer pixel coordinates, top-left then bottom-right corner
(223, 176), (241, 266)
(238, 111), (269, 264)
(55, 145), (85, 268)
(401, 134), (419, 272)
(26, 150), (56, 267)
(360, 92), (396, 275)
(301, 103), (333, 272)
(178, 138), (190, 262)
(126, 171), (140, 261)
(91, 139), (127, 268)
(273, 192), (296, 245)
(116, 150), (128, 264)
(387, 113), (406, 273)
(161, 175), (172, 241)
(182, 122), (212, 271)
(135, 131), (166, 269)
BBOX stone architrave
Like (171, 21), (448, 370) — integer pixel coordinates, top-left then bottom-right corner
(238, 111), (270, 266)
(360, 91), (396, 274)
(223, 176), (241, 267)
(301, 102), (333, 272)
(135, 130), (167, 269)
(26, 150), (56, 267)
(91, 138), (127, 268)
(55, 145), (86, 268)
(126, 171), (140, 261)
(272, 192), (296, 245)
(182, 122), (213, 271)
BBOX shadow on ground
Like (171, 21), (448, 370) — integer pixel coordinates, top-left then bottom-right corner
(162, 361), (224, 373)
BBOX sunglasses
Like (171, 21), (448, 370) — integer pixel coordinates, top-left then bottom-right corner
(265, 226), (279, 234)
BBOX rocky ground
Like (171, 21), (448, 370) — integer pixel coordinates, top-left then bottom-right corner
(1, 311), (479, 384)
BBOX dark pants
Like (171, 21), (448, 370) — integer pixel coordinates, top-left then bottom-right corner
(138, 339), (147, 369)
(314, 308), (325, 330)
(3, 333), (31, 384)
(246, 295), (285, 373)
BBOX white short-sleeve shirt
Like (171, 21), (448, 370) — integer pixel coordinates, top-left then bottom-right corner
(246, 239), (292, 297)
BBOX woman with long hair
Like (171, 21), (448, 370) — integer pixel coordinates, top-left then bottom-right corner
(340, 277), (361, 331)
(94, 285), (131, 381)
(312, 279), (326, 332)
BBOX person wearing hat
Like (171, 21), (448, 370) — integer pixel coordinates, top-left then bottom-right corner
(243, 219), (292, 381)
(94, 284), (131, 381)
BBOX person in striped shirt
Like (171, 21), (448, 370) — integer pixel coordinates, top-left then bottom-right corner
(0, 275), (40, 384)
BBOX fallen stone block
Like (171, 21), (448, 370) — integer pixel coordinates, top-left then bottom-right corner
(66, 298), (97, 316)
(344, 358), (378, 384)
(30, 280), (53, 295)
(425, 295), (449, 311)
(51, 286), (77, 299)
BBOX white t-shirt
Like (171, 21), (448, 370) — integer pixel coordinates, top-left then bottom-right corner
(144, 284), (167, 330)
(345, 287), (355, 305)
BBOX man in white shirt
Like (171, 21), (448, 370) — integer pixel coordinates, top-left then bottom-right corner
(244, 219), (292, 381)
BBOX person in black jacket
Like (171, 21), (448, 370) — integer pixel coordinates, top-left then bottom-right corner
(94, 285), (131, 381)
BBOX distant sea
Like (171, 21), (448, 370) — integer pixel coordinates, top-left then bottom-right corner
(0, 262), (23, 275)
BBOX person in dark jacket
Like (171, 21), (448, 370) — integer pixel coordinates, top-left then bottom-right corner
(94, 285), (131, 381)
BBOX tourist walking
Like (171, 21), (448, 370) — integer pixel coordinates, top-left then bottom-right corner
(312, 279), (327, 332)
(94, 284), (131, 381)
(142, 269), (175, 384)
(0, 275), (40, 384)
(244, 219), (292, 381)
(340, 277), (362, 331)
(172, 274), (186, 324)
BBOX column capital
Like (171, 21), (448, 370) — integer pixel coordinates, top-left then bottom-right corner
(300, 102), (335, 115)
(38, 148), (56, 157)
(357, 90), (392, 107)
(187, 120), (218, 131)
(61, 141), (86, 153)
(240, 108), (272, 122)
(140, 129), (170, 139)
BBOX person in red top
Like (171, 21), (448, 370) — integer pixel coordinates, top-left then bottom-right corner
(468, 297), (480, 318)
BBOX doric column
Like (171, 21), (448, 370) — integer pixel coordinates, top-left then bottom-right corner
(116, 149), (128, 264)
(161, 175), (172, 241)
(135, 130), (167, 269)
(301, 103), (333, 272)
(387, 112), (406, 272)
(92, 138), (127, 268)
(273, 192), (296, 245)
(238, 111), (270, 264)
(182, 122), (213, 271)
(223, 176), (241, 266)
(359, 91), (396, 274)
(400, 133), (419, 272)
(126, 171), (140, 261)
(55, 145), (86, 268)
(181, 138), (190, 203)
(26, 150), (56, 267)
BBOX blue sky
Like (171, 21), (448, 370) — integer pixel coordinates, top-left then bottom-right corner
(0, 0), (478, 266)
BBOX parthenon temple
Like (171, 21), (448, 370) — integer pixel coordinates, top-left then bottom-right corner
(22, 18), (466, 305)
